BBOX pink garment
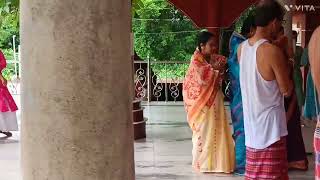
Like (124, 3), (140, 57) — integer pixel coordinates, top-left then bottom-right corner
(0, 51), (18, 112)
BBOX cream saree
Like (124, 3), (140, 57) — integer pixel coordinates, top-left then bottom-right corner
(183, 50), (235, 173)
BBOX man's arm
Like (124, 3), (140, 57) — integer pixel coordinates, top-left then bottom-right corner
(309, 26), (320, 95)
(268, 44), (293, 97)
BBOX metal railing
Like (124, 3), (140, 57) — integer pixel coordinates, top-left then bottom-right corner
(134, 59), (189, 102)
(6, 36), (20, 95)
(6, 60), (20, 95)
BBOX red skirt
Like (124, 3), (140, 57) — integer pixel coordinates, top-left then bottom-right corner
(314, 127), (320, 180)
(245, 138), (289, 180)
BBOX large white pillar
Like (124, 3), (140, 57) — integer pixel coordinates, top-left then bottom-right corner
(20, 1), (135, 179)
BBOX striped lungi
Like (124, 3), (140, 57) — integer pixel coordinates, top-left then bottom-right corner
(314, 125), (320, 180)
(245, 137), (288, 180)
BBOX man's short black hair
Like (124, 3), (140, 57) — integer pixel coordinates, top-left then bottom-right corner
(255, 0), (285, 27)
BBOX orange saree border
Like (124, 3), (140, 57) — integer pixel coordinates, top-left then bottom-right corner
(183, 50), (226, 131)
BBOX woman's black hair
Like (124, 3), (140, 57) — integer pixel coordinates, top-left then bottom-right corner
(197, 31), (214, 52)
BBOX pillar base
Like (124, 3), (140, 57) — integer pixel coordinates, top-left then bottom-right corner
(133, 100), (147, 140)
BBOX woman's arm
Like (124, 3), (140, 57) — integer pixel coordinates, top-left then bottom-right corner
(0, 73), (7, 86)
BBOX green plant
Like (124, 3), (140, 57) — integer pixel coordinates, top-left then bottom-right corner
(234, 6), (255, 34)
(0, 0), (19, 80)
(133, 0), (198, 62)
(133, 1), (256, 81)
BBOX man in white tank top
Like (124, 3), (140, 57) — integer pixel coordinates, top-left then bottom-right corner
(309, 26), (320, 180)
(237, 0), (293, 179)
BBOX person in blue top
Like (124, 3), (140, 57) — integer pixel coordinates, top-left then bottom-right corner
(227, 15), (256, 175)
(301, 48), (320, 120)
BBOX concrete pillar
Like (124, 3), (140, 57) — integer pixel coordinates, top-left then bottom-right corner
(279, 0), (294, 41)
(20, 0), (135, 180)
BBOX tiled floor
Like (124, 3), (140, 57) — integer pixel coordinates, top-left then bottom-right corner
(135, 103), (315, 180)
(0, 134), (21, 180)
(0, 100), (316, 180)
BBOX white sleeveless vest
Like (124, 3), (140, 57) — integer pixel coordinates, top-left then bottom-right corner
(239, 39), (288, 149)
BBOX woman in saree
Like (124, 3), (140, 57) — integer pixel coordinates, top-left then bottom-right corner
(273, 27), (308, 170)
(183, 31), (235, 173)
(0, 50), (18, 137)
(227, 16), (256, 175)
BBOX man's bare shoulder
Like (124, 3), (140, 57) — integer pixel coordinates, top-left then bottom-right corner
(258, 42), (283, 61)
(259, 42), (280, 52)
(309, 26), (320, 47)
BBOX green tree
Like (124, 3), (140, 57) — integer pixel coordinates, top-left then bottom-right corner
(0, 0), (19, 80)
(0, 0), (19, 50)
(133, 0), (198, 62)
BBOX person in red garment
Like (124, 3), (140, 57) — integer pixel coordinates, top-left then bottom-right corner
(309, 26), (320, 180)
(0, 50), (18, 137)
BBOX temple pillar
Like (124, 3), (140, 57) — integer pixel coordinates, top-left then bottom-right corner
(20, 0), (135, 179)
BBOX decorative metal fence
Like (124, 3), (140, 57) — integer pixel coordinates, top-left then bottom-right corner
(6, 60), (20, 95)
(6, 36), (20, 95)
(134, 59), (189, 102)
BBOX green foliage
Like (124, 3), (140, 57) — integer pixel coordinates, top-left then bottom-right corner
(133, 0), (198, 62)
(2, 48), (17, 80)
(0, 0), (19, 49)
(133, 0), (199, 78)
(234, 6), (255, 34)
(0, 0), (19, 80)
(132, 1), (255, 79)
(0, 12), (18, 48)
(132, 0), (144, 16)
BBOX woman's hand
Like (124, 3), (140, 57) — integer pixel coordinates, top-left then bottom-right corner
(0, 74), (7, 86)
(211, 61), (225, 71)
(210, 54), (227, 71)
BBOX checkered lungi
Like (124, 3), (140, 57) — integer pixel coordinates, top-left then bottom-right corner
(245, 137), (289, 180)
(314, 126), (320, 180)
